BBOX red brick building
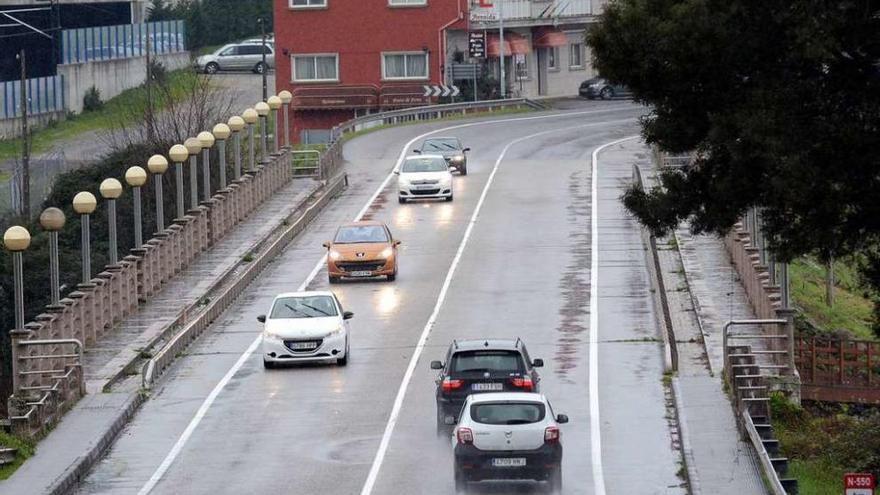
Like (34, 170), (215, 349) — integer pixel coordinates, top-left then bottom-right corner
(273, 0), (468, 143)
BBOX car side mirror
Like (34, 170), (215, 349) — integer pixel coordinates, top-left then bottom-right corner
(556, 414), (569, 424)
(257, 315), (266, 323)
(343, 311), (354, 320)
(412, 149), (422, 154)
(393, 240), (402, 246)
(444, 415), (457, 425)
(462, 147), (471, 153)
(430, 360), (444, 370)
(322, 241), (330, 248)
(532, 358), (544, 368)
(393, 170), (400, 175)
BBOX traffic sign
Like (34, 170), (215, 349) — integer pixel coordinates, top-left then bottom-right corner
(845, 473), (876, 495)
(469, 32), (486, 59)
(450, 64), (481, 81)
(422, 84), (460, 97)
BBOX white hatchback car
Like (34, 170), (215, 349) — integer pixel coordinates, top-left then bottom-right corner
(257, 291), (353, 368)
(451, 392), (568, 493)
(396, 155), (454, 203)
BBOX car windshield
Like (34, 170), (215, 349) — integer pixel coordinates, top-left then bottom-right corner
(451, 350), (524, 373)
(401, 157), (448, 173)
(422, 138), (461, 152)
(270, 296), (338, 319)
(334, 225), (389, 244)
(471, 402), (546, 425)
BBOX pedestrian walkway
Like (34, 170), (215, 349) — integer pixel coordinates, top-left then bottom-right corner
(635, 154), (767, 495)
(0, 176), (319, 495)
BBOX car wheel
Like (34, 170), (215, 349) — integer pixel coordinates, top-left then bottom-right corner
(436, 409), (447, 437)
(338, 339), (349, 366)
(263, 359), (275, 369)
(387, 266), (397, 282)
(445, 194), (453, 202)
(204, 62), (219, 75)
(600, 87), (614, 100)
(454, 466), (468, 493)
(459, 166), (467, 176)
(547, 466), (562, 494)
(398, 196), (407, 204)
(254, 62), (267, 74)
(329, 275), (340, 284)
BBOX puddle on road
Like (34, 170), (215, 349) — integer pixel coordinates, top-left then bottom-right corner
(360, 191), (388, 221)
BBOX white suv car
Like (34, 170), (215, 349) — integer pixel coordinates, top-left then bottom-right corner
(257, 291), (352, 368)
(451, 392), (568, 493)
(396, 155), (454, 203)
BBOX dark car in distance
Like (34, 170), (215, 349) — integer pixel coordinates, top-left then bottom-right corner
(579, 77), (632, 100)
(414, 137), (470, 175)
(431, 338), (543, 435)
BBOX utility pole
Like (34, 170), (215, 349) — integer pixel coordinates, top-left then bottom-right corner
(145, 22), (154, 143)
(258, 17), (268, 101)
(18, 50), (30, 219)
(499, 0), (505, 99)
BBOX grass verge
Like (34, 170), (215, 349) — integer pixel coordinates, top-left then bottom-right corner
(0, 431), (35, 480)
(790, 256), (875, 339)
(0, 69), (200, 162)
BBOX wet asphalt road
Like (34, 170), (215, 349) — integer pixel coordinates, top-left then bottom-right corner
(75, 100), (685, 495)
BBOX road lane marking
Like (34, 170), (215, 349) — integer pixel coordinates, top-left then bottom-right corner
(588, 136), (640, 495)
(138, 107), (637, 495)
(359, 123), (636, 495)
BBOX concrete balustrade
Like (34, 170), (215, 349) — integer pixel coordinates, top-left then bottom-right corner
(8, 147), (296, 436)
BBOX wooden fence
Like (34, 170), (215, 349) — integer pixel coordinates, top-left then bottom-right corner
(795, 336), (880, 403)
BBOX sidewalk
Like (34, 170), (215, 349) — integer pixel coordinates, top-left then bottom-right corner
(637, 158), (767, 494)
(0, 176), (319, 495)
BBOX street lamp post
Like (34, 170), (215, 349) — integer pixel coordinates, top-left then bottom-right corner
(72, 191), (97, 284)
(168, 144), (189, 219)
(228, 116), (245, 179)
(99, 178), (123, 266)
(197, 131), (215, 202)
(255, 101), (270, 164)
(147, 155), (169, 233)
(3, 226), (31, 332)
(242, 108), (258, 172)
(213, 123), (231, 189)
(125, 166), (147, 248)
(499, 0), (506, 99)
(278, 90), (292, 148)
(267, 95), (282, 153)
(184, 137), (202, 208)
(39, 208), (65, 305)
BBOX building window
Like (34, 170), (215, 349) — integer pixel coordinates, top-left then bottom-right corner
(388, 0), (427, 5)
(292, 54), (339, 82)
(382, 52), (429, 80)
(569, 43), (584, 69)
(515, 54), (528, 80)
(547, 47), (559, 70)
(290, 0), (326, 8)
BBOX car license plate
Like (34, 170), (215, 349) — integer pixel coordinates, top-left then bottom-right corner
(414, 184), (435, 190)
(492, 458), (526, 467)
(288, 341), (317, 350)
(349, 270), (372, 277)
(472, 382), (503, 391)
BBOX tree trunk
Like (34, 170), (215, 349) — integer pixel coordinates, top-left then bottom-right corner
(825, 255), (834, 307)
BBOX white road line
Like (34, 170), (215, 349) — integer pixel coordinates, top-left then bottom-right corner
(588, 136), (640, 495)
(138, 107), (637, 495)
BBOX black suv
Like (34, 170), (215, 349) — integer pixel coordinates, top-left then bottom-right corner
(430, 338), (543, 434)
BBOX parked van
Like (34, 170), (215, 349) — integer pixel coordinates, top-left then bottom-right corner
(193, 41), (275, 74)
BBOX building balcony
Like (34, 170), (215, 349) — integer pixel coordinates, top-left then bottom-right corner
(469, 0), (603, 28)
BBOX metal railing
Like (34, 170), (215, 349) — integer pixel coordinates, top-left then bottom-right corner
(469, 0), (596, 22)
(61, 20), (186, 65)
(742, 411), (788, 495)
(722, 319), (792, 378)
(292, 149), (321, 177)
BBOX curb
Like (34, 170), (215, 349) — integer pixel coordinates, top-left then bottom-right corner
(671, 229), (715, 375)
(672, 377), (702, 495)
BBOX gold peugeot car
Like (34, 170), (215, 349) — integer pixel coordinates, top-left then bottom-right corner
(323, 221), (400, 283)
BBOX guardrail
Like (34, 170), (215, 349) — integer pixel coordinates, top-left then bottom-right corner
(722, 319), (793, 378)
(292, 149), (321, 178)
(795, 335), (880, 403)
(742, 411), (789, 495)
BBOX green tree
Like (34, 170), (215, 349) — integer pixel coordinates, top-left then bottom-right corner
(588, 0), (880, 333)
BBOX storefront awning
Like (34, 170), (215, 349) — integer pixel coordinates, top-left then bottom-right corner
(533, 27), (567, 47)
(487, 33), (531, 57)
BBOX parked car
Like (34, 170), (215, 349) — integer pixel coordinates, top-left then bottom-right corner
(257, 291), (353, 368)
(323, 221), (400, 283)
(414, 137), (470, 175)
(431, 339), (543, 435)
(396, 155), (454, 203)
(579, 77), (632, 99)
(193, 41), (275, 74)
(452, 392), (567, 493)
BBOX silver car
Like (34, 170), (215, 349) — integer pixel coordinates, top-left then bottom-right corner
(194, 41), (275, 75)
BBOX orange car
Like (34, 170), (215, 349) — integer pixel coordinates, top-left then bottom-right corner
(323, 221), (400, 283)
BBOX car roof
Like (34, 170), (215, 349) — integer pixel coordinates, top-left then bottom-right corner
(451, 338), (523, 351)
(469, 392), (545, 404)
(424, 136), (460, 142)
(338, 220), (387, 228)
(273, 291), (336, 299)
(404, 154), (446, 160)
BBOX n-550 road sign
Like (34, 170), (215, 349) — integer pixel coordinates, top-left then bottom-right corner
(845, 473), (876, 495)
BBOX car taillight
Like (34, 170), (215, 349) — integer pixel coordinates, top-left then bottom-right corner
(441, 378), (463, 392)
(544, 426), (560, 444)
(510, 376), (533, 391)
(457, 427), (473, 444)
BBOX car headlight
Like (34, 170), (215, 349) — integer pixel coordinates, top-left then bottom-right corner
(380, 247), (393, 258)
(327, 325), (345, 337)
(451, 155), (465, 163)
(329, 250), (341, 260)
(262, 331), (281, 341)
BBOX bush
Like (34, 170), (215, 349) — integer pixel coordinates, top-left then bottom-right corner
(82, 86), (103, 113)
